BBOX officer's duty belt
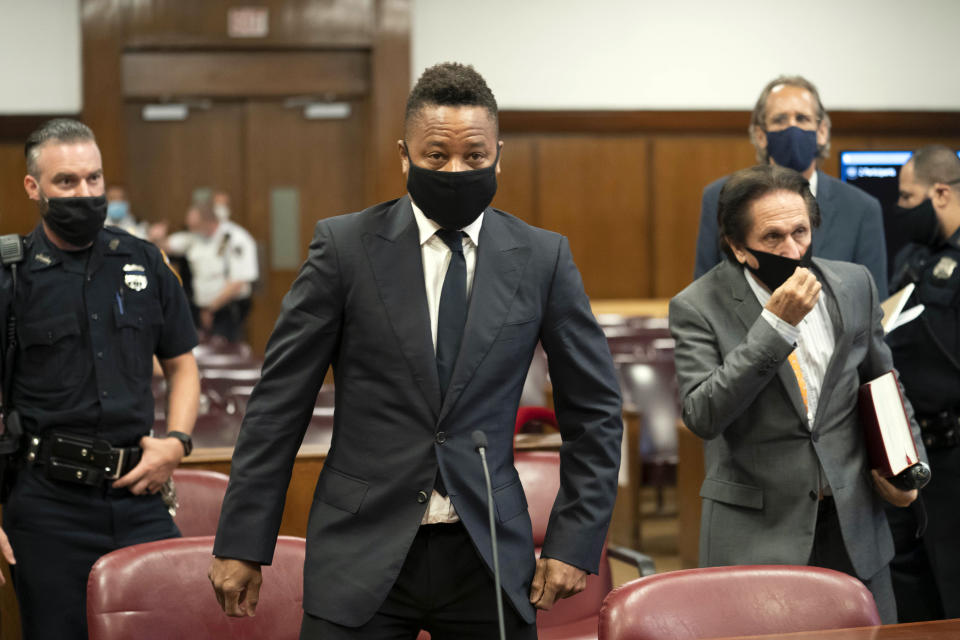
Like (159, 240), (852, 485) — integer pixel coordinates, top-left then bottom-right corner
(918, 411), (960, 451)
(25, 432), (142, 487)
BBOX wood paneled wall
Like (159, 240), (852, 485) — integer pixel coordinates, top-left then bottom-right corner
(492, 112), (960, 300)
(2, 0), (960, 314)
(5, 109), (960, 303)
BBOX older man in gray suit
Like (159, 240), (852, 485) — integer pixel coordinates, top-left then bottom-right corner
(670, 164), (924, 624)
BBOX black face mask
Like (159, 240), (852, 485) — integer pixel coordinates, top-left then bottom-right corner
(743, 244), (814, 291)
(42, 195), (107, 247)
(405, 143), (499, 230)
(894, 198), (942, 246)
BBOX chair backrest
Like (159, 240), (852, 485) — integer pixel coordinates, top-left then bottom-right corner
(171, 468), (231, 537)
(87, 536), (306, 640)
(515, 451), (563, 546)
(515, 451), (614, 628)
(599, 565), (881, 640)
(514, 406), (558, 435)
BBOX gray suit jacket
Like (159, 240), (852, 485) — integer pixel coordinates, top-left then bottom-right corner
(669, 257), (923, 580)
(694, 171), (889, 298)
(213, 196), (623, 626)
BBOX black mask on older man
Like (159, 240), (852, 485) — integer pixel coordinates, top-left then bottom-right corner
(744, 244), (814, 292)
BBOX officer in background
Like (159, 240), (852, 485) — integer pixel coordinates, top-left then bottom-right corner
(212, 189), (232, 222)
(164, 200), (258, 342)
(0, 118), (200, 639)
(885, 144), (960, 621)
(104, 183), (147, 238)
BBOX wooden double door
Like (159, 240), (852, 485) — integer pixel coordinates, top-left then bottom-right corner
(124, 99), (389, 354)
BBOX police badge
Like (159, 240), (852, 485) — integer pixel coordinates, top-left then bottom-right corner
(933, 256), (958, 280)
(123, 263), (148, 291)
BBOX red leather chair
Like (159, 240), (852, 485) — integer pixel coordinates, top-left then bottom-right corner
(514, 406), (559, 434)
(171, 468), (230, 537)
(520, 451), (612, 639)
(598, 565), (881, 640)
(87, 536), (306, 640)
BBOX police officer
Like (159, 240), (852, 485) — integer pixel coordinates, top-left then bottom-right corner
(885, 144), (960, 621)
(164, 200), (258, 342)
(0, 118), (200, 639)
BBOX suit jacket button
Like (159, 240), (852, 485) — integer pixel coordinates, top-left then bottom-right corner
(417, 491), (429, 504)
(809, 490), (818, 501)
(811, 431), (820, 443)
(435, 431), (446, 444)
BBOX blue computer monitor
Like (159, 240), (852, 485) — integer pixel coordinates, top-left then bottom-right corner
(839, 151), (913, 206)
(840, 149), (960, 201)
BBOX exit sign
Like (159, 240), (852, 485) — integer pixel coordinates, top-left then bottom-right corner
(227, 7), (269, 38)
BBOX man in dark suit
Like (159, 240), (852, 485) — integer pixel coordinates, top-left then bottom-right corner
(208, 63), (623, 639)
(693, 75), (888, 298)
(671, 164), (923, 624)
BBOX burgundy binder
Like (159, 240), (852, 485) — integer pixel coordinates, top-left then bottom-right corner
(859, 370), (920, 477)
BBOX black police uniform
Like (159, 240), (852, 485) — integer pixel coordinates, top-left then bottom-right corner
(886, 227), (960, 621)
(0, 224), (197, 639)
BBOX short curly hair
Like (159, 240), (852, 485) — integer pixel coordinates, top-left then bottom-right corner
(405, 62), (498, 133)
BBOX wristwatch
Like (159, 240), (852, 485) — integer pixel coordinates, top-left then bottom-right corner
(166, 430), (193, 457)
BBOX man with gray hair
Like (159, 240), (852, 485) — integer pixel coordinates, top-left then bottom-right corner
(694, 75), (889, 298)
(885, 145), (960, 621)
(1, 118), (199, 639)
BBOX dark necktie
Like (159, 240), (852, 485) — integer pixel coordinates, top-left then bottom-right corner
(435, 229), (467, 399)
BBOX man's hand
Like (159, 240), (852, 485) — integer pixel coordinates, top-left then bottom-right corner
(529, 557), (587, 611)
(112, 435), (183, 495)
(0, 526), (15, 585)
(209, 557), (262, 617)
(764, 267), (821, 326)
(871, 469), (918, 507)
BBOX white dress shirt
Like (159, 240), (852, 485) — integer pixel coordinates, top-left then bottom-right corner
(410, 200), (484, 524)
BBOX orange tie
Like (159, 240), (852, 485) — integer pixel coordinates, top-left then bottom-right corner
(787, 352), (809, 410)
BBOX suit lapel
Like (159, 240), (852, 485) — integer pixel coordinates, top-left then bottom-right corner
(811, 258), (851, 427)
(438, 211), (530, 423)
(725, 261), (809, 425)
(362, 197), (442, 419)
(811, 171), (835, 250)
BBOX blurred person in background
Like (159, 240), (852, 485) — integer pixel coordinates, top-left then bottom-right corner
(163, 200), (258, 342)
(104, 184), (147, 238)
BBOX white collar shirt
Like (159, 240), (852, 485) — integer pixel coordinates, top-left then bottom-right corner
(410, 198), (484, 524)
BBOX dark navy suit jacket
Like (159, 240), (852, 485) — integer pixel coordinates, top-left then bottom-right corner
(213, 196), (623, 626)
(693, 170), (888, 298)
